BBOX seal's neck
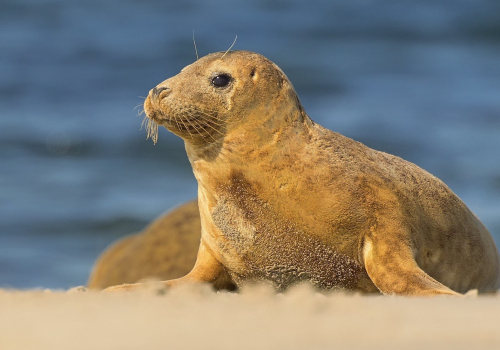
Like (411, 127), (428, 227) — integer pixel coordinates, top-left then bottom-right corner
(185, 97), (314, 215)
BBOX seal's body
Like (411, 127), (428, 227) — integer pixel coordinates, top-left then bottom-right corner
(107, 51), (499, 295)
(88, 200), (201, 289)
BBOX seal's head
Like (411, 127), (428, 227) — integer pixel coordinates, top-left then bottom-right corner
(143, 51), (308, 149)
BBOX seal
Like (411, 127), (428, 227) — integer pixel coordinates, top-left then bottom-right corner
(106, 50), (500, 295)
(88, 200), (201, 289)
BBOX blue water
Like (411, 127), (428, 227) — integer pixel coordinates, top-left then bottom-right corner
(1, 0), (499, 289)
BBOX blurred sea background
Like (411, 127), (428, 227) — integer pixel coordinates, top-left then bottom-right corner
(1, 0), (499, 289)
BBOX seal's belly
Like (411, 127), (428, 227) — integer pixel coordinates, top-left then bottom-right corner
(210, 198), (368, 291)
(227, 241), (365, 292)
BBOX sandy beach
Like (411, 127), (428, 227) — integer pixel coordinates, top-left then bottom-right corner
(1, 284), (499, 350)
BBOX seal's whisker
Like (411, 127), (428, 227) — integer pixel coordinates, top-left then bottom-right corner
(221, 35), (237, 59)
(187, 112), (225, 137)
(195, 108), (227, 126)
(188, 118), (210, 142)
(134, 105), (146, 117)
(151, 121), (158, 144)
(186, 112), (219, 142)
(140, 115), (148, 130)
(193, 29), (199, 61)
(198, 119), (225, 135)
(199, 119), (225, 136)
(143, 117), (159, 144)
(153, 122), (159, 144)
(171, 115), (184, 138)
(185, 112), (212, 135)
(207, 112), (232, 124)
(141, 112), (160, 144)
(183, 114), (206, 140)
(201, 107), (243, 124)
(198, 107), (225, 122)
(197, 117), (226, 135)
(178, 115), (196, 141)
(199, 107), (224, 119)
(169, 112), (196, 143)
(192, 119), (217, 142)
(196, 112), (225, 127)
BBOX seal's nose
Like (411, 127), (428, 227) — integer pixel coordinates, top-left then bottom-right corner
(151, 86), (169, 99)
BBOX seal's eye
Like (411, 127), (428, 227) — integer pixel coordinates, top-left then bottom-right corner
(211, 74), (231, 88)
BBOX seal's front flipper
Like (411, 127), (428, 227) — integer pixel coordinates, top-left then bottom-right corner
(362, 236), (459, 296)
(103, 242), (235, 293)
(181, 242), (237, 291)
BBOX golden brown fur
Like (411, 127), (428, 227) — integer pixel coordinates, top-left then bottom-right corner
(105, 51), (500, 295)
(88, 200), (201, 289)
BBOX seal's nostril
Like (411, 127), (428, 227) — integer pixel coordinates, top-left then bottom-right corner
(152, 86), (169, 99)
